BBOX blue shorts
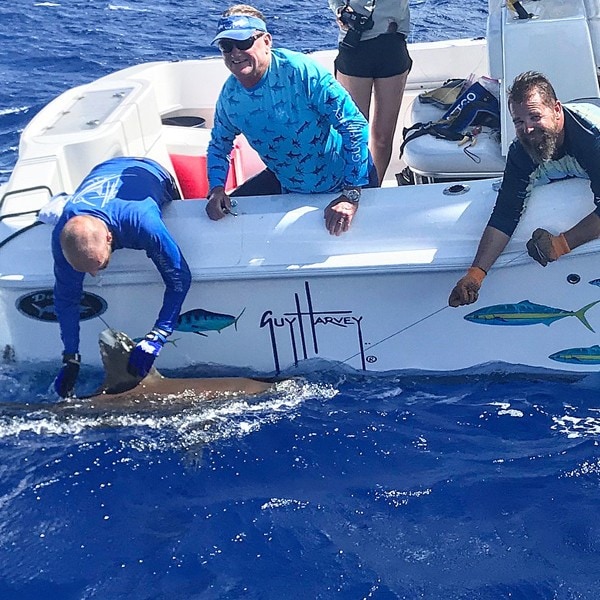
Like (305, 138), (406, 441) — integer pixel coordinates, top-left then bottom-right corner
(335, 33), (412, 79)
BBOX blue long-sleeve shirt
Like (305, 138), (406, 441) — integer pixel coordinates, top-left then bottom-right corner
(207, 48), (371, 193)
(52, 157), (191, 355)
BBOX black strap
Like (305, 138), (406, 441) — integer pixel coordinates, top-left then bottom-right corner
(344, 0), (376, 12)
(399, 121), (465, 159)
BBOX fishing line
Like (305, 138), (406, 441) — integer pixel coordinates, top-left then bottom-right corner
(97, 314), (113, 330)
(341, 305), (449, 364)
(341, 249), (530, 365)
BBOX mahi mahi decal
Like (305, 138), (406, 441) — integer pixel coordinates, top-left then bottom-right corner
(464, 300), (600, 332)
(175, 307), (245, 336)
(549, 345), (600, 364)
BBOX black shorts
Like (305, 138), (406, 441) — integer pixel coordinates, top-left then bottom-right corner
(335, 32), (412, 79)
(231, 161), (379, 196)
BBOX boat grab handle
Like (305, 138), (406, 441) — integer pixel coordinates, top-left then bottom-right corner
(0, 184), (53, 213)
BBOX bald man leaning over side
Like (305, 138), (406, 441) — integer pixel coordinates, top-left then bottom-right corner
(60, 215), (114, 276)
(51, 157), (191, 398)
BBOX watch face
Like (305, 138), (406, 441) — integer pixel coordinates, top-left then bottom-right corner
(344, 188), (360, 202)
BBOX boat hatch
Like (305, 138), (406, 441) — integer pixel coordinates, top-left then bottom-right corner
(44, 88), (134, 136)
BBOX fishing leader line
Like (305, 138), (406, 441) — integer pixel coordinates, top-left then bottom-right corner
(340, 249), (530, 365)
(87, 248), (529, 369)
(97, 314), (113, 330)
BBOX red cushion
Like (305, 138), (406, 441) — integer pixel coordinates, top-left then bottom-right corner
(170, 153), (208, 199)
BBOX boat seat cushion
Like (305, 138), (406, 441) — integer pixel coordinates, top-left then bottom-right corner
(164, 126), (265, 198)
(402, 98), (505, 179)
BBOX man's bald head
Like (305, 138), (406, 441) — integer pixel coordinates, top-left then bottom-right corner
(60, 215), (113, 276)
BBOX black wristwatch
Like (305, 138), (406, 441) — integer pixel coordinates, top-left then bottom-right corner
(342, 187), (361, 203)
(62, 352), (81, 365)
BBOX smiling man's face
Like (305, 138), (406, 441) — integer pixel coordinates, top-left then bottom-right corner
(510, 90), (564, 163)
(221, 31), (272, 89)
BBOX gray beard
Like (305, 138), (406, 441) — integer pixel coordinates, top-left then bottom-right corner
(521, 130), (560, 164)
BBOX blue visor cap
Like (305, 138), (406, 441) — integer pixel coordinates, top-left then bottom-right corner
(212, 15), (268, 44)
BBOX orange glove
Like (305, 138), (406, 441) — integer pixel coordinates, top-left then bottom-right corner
(526, 228), (570, 266)
(448, 266), (487, 307)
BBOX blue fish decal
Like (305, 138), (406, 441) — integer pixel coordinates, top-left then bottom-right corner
(176, 307), (245, 336)
(549, 345), (600, 364)
(464, 300), (600, 332)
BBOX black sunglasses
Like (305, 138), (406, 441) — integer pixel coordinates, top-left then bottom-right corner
(218, 33), (264, 54)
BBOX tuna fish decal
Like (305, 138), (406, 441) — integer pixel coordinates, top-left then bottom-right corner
(175, 307), (246, 336)
(464, 300), (600, 332)
(549, 345), (600, 364)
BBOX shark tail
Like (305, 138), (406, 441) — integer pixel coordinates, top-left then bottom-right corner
(233, 307), (247, 331)
(575, 300), (600, 332)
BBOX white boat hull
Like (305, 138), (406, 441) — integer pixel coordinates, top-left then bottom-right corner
(3, 178), (600, 374)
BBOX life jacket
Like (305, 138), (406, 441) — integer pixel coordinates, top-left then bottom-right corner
(400, 80), (501, 159)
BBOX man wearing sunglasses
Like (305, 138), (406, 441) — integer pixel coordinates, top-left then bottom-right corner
(206, 5), (377, 236)
(51, 157), (191, 398)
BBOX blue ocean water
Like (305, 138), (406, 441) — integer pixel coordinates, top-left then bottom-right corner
(1, 1), (600, 599)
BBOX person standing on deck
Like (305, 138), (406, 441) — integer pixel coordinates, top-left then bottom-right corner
(52, 157), (191, 398)
(205, 4), (378, 236)
(449, 71), (600, 307)
(328, 0), (412, 185)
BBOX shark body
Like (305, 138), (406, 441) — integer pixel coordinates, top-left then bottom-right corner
(79, 328), (273, 406)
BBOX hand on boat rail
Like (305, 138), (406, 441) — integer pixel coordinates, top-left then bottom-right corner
(324, 194), (359, 236)
(526, 228), (570, 267)
(206, 187), (238, 219)
(223, 200), (238, 217)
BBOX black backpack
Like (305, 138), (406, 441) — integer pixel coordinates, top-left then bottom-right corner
(400, 81), (501, 158)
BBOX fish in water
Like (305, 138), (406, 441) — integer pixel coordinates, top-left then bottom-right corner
(176, 307), (245, 336)
(0, 331), (284, 437)
(549, 345), (600, 365)
(76, 328), (274, 407)
(464, 300), (600, 332)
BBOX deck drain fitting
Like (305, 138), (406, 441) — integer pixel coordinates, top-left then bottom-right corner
(443, 183), (470, 196)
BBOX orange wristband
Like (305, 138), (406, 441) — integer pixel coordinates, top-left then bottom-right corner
(467, 266), (487, 284)
(553, 233), (571, 257)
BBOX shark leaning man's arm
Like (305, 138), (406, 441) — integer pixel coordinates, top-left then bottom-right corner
(127, 210), (192, 379)
(144, 219), (192, 336)
(52, 255), (85, 397)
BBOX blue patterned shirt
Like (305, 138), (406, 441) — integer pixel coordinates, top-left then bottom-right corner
(207, 48), (371, 194)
